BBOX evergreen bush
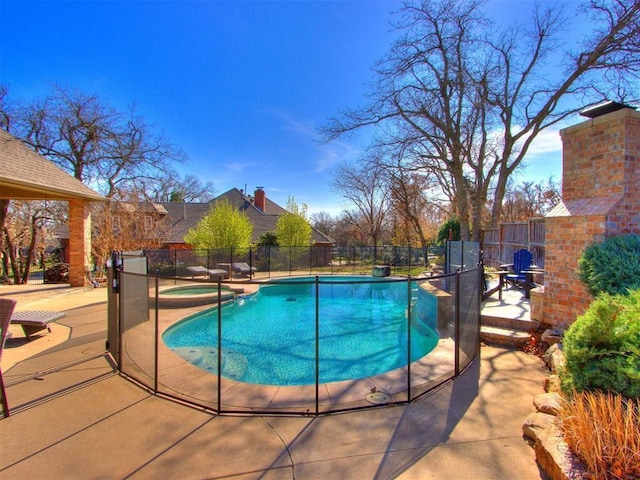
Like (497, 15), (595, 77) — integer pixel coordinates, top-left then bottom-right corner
(562, 289), (640, 399)
(436, 218), (461, 245)
(578, 234), (640, 296)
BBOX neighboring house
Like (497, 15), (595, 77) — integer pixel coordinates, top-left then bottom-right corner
(159, 187), (334, 248)
(55, 200), (170, 263)
(56, 187), (334, 256)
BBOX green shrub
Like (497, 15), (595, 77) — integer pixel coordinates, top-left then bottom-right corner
(436, 218), (461, 245)
(578, 234), (640, 296)
(562, 289), (640, 399)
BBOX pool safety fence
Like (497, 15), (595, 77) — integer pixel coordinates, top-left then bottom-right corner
(109, 267), (481, 416)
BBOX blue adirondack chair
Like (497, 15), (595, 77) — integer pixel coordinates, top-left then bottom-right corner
(505, 249), (533, 289)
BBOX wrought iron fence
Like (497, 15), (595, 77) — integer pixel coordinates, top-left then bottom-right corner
(145, 245), (447, 279)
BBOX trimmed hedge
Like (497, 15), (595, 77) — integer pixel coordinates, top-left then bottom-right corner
(562, 289), (640, 399)
(578, 234), (640, 296)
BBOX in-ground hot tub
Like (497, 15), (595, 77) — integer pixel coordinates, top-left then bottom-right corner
(155, 284), (241, 308)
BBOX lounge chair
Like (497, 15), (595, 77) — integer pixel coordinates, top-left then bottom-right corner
(185, 266), (229, 280)
(231, 262), (257, 276)
(10, 310), (66, 341)
(0, 298), (17, 417)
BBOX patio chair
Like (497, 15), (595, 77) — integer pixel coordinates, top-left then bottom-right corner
(504, 249), (533, 289)
(231, 262), (257, 276)
(10, 310), (66, 341)
(186, 265), (229, 280)
(0, 298), (17, 417)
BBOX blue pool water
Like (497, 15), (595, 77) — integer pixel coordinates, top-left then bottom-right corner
(162, 276), (439, 386)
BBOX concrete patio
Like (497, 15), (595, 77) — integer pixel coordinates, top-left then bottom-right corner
(0, 283), (548, 479)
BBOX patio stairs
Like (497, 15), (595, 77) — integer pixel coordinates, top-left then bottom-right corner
(480, 314), (538, 349)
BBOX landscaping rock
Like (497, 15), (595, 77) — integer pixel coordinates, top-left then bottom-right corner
(541, 328), (564, 345)
(523, 411), (557, 442)
(534, 423), (588, 480)
(544, 343), (565, 374)
(534, 392), (563, 416)
(544, 374), (563, 394)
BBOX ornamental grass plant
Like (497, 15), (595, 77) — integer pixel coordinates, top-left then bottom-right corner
(559, 390), (640, 480)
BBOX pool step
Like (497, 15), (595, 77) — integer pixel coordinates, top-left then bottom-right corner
(480, 325), (532, 349)
(480, 316), (539, 349)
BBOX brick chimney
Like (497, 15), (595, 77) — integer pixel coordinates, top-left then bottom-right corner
(541, 103), (640, 327)
(254, 187), (266, 212)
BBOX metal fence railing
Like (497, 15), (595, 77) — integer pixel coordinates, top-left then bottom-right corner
(110, 260), (481, 416)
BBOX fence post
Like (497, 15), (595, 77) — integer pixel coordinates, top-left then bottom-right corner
(173, 249), (177, 278)
(454, 270), (461, 376)
(315, 275), (320, 415)
(406, 275), (412, 402)
(217, 275), (222, 413)
(352, 246), (356, 275)
(106, 254), (119, 362)
(154, 270), (159, 393)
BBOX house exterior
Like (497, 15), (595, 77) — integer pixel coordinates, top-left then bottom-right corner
(159, 187), (334, 248)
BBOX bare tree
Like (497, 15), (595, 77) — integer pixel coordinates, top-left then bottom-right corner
(1, 201), (63, 284)
(331, 212), (371, 246)
(323, 0), (640, 240)
(386, 165), (446, 247)
(1, 85), (192, 282)
(330, 160), (392, 246)
(91, 199), (171, 271)
(310, 211), (337, 238)
(145, 173), (216, 203)
(13, 85), (187, 199)
(500, 177), (561, 222)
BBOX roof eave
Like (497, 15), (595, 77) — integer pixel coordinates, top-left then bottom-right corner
(0, 179), (107, 201)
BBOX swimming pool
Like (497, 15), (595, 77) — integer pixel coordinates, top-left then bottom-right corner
(162, 276), (439, 386)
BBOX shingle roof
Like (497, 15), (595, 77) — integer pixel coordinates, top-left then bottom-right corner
(0, 129), (105, 201)
(546, 196), (622, 217)
(159, 201), (213, 243)
(159, 187), (334, 245)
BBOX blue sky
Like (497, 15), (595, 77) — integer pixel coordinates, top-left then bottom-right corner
(1, 1), (570, 215)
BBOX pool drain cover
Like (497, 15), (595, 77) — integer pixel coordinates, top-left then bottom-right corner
(365, 391), (390, 405)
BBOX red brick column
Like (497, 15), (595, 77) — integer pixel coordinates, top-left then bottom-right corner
(68, 199), (92, 287)
(543, 214), (604, 327)
(542, 107), (640, 327)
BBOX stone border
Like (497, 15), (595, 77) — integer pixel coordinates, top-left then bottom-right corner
(522, 342), (589, 480)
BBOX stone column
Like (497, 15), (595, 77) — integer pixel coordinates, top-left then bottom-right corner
(68, 199), (92, 287)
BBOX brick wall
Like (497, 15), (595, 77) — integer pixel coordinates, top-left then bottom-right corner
(543, 107), (640, 326)
(68, 199), (92, 287)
